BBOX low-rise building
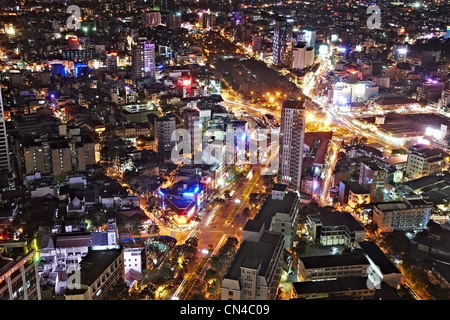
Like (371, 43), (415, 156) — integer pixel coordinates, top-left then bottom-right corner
(372, 198), (432, 232)
(298, 253), (370, 282)
(291, 277), (375, 300)
(243, 184), (299, 250)
(307, 211), (366, 248)
(65, 247), (124, 300)
(348, 184), (370, 208)
(221, 231), (284, 300)
(406, 144), (446, 180)
(0, 241), (41, 300)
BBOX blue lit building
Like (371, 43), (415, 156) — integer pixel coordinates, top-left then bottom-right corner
(159, 181), (205, 226)
(50, 63), (66, 78)
(74, 63), (89, 77)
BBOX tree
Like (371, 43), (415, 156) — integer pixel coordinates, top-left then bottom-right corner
(365, 221), (378, 234)
(382, 232), (411, 255)
(102, 278), (129, 300)
(391, 148), (407, 155)
(242, 207), (251, 219)
(204, 268), (217, 283)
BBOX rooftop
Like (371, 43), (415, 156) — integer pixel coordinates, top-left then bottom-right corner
(79, 248), (123, 286)
(292, 277), (371, 296)
(243, 191), (298, 232)
(358, 241), (401, 275)
(224, 231), (282, 281)
(299, 253), (369, 269)
(308, 211), (365, 232)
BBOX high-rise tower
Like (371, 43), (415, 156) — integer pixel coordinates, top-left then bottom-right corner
(278, 99), (305, 191)
(0, 89), (11, 172)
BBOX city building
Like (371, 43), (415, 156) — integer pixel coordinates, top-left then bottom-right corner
(372, 198), (432, 232)
(0, 90), (10, 173)
(132, 39), (156, 85)
(243, 184), (299, 250)
(297, 253), (370, 282)
(226, 120), (248, 165)
(307, 211), (366, 248)
(348, 184), (370, 208)
(0, 241), (40, 300)
(272, 16), (292, 66)
(291, 277), (375, 300)
(106, 52), (118, 72)
(221, 231), (284, 300)
(50, 140), (72, 180)
(279, 99), (305, 191)
(65, 247), (124, 300)
(183, 108), (201, 161)
(159, 181), (205, 226)
(405, 144), (446, 180)
(155, 113), (177, 154)
(359, 161), (387, 203)
(292, 43), (307, 71)
(144, 10), (161, 27)
(392, 44), (407, 63)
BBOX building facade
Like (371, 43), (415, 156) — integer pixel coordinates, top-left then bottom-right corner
(278, 99), (305, 191)
(373, 198), (432, 232)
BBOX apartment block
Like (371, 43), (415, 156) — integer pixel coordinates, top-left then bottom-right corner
(372, 198), (432, 232)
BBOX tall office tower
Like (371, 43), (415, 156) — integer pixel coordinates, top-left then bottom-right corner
(0, 89), (10, 173)
(392, 44), (407, 63)
(155, 113), (176, 154)
(272, 16), (292, 66)
(305, 47), (314, 67)
(359, 161), (387, 203)
(252, 35), (262, 51)
(278, 99), (305, 191)
(106, 52), (118, 72)
(292, 42), (307, 70)
(166, 12), (182, 29)
(50, 140), (72, 180)
(183, 108), (201, 161)
(154, 0), (176, 13)
(144, 10), (161, 27)
(131, 39), (156, 84)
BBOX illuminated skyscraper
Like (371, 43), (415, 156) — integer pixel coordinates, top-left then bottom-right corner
(278, 99), (305, 191)
(131, 39), (156, 84)
(0, 89), (10, 172)
(392, 44), (407, 63)
(183, 108), (201, 161)
(272, 16), (292, 66)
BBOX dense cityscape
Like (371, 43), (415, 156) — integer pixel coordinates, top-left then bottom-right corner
(0, 0), (450, 304)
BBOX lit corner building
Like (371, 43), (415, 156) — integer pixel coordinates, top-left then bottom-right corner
(132, 38), (156, 85)
(159, 181), (209, 227)
(278, 99), (305, 192)
(0, 241), (41, 300)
